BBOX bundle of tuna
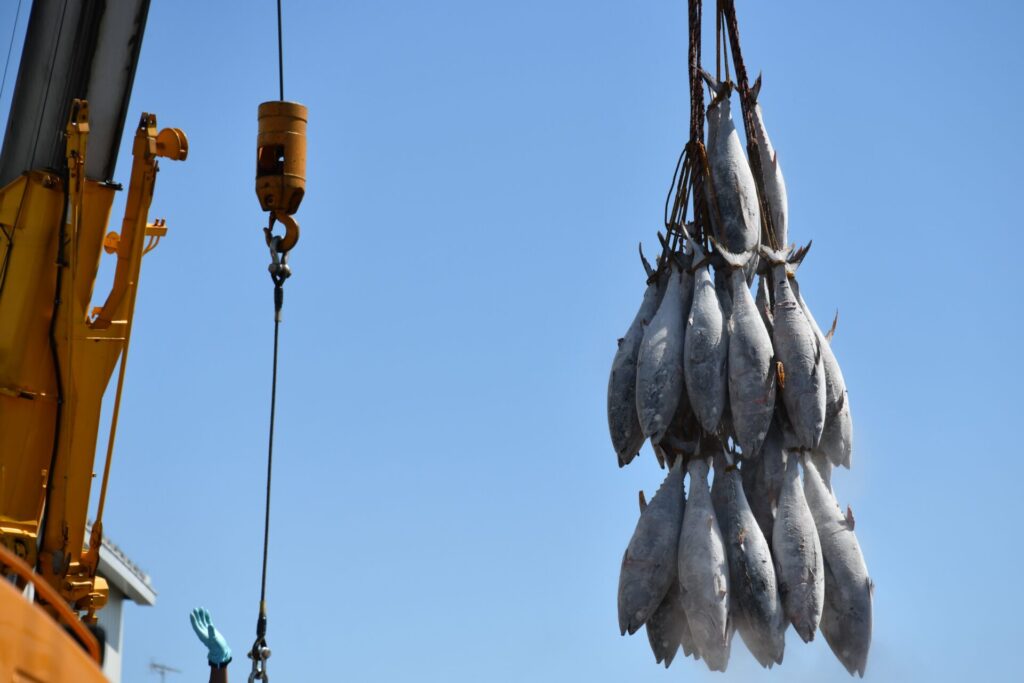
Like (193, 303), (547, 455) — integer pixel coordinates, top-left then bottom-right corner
(607, 69), (872, 677)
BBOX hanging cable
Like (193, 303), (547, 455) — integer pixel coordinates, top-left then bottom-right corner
(249, 2), (302, 679)
(0, 0), (23, 105)
(277, 0), (284, 101)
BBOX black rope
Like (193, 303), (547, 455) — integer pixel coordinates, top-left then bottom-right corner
(276, 0), (284, 101)
(0, 0), (23, 105)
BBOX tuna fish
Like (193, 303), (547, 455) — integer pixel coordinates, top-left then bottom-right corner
(716, 244), (776, 458)
(749, 75), (788, 248)
(683, 237), (728, 435)
(772, 452), (824, 642)
(711, 453), (785, 668)
(678, 457), (731, 671)
(760, 246), (826, 449)
(608, 248), (666, 465)
(636, 254), (694, 444)
(618, 462), (686, 635)
(802, 455), (872, 677)
(791, 276), (853, 468)
(646, 578), (688, 667)
(701, 71), (761, 275)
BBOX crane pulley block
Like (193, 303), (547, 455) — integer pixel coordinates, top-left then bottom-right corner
(256, 101), (307, 221)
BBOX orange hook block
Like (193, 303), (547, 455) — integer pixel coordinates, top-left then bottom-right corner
(256, 101), (307, 216)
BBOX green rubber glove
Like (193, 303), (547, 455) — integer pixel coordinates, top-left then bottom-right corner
(190, 607), (232, 666)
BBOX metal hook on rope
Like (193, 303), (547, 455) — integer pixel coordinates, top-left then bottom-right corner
(263, 210), (299, 255)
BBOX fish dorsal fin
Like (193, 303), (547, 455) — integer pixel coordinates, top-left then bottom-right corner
(639, 490), (648, 514)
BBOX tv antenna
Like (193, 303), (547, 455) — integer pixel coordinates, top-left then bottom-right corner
(149, 660), (181, 683)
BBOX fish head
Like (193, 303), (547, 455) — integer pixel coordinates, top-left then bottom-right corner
(617, 559), (666, 635)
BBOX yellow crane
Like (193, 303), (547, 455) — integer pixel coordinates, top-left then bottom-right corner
(0, 1), (187, 678)
(0, 0), (307, 678)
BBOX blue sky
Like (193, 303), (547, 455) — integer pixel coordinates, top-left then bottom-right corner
(2, 1), (1022, 680)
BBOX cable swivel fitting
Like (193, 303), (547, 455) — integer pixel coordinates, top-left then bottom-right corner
(264, 213), (295, 320)
(247, 637), (271, 683)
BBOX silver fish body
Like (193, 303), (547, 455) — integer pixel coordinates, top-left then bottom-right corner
(636, 263), (693, 444)
(678, 458), (731, 671)
(765, 257), (826, 449)
(772, 452), (824, 643)
(684, 246), (728, 434)
(792, 278), (853, 468)
(618, 463), (686, 635)
(750, 80), (788, 248)
(703, 77), (761, 264)
(741, 457), (773, 545)
(723, 264), (776, 458)
(802, 456), (872, 677)
(712, 461), (785, 668)
(608, 271), (666, 465)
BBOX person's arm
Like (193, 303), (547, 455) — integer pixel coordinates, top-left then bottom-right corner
(190, 607), (232, 683)
(209, 663), (228, 683)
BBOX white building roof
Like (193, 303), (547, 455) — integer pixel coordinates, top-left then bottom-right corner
(84, 521), (157, 606)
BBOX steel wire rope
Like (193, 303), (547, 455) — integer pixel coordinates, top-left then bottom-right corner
(0, 0), (23, 106)
(250, 2), (289, 679)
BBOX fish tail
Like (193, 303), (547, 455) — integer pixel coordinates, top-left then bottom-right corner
(708, 236), (749, 270)
(698, 68), (723, 97)
(759, 244), (789, 266)
(749, 72), (763, 102)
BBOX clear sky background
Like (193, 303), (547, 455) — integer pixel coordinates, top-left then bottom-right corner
(1, 1), (1021, 681)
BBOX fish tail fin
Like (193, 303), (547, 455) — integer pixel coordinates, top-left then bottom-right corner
(789, 240), (812, 266)
(750, 72), (763, 102)
(679, 223), (707, 262)
(759, 244), (789, 266)
(708, 235), (749, 270)
(698, 68), (722, 96)
(639, 242), (654, 278)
